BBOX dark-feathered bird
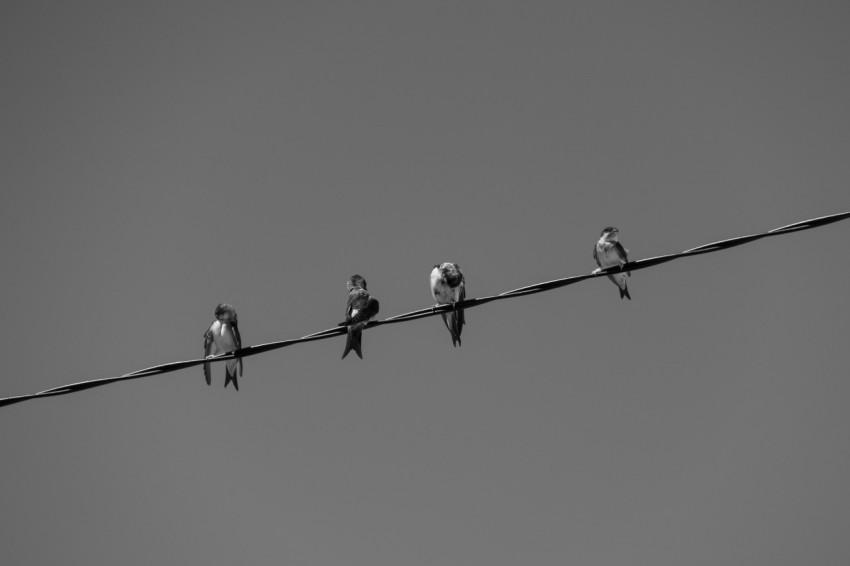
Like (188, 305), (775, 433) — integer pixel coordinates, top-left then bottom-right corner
(339, 274), (380, 359)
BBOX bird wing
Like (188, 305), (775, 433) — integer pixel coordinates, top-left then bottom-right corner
(457, 281), (466, 329)
(613, 241), (629, 262)
(232, 323), (243, 376)
(613, 242), (630, 276)
(345, 288), (361, 318)
(204, 323), (214, 354)
(203, 322), (214, 385)
(346, 289), (377, 324)
(362, 297), (380, 321)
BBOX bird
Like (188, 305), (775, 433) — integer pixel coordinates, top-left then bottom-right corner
(593, 227), (631, 300)
(430, 262), (466, 346)
(339, 274), (380, 359)
(203, 303), (244, 390)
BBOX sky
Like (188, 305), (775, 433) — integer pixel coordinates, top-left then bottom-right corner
(2, 1), (849, 564)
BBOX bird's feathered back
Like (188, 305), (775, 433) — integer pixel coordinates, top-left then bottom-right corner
(346, 289), (380, 324)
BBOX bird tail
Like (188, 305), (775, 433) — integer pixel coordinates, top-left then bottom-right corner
(342, 323), (364, 359)
(441, 312), (462, 347)
(203, 362), (212, 386)
(224, 361), (240, 391)
(608, 274), (632, 300)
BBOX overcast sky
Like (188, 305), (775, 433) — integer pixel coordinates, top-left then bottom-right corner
(2, 1), (849, 564)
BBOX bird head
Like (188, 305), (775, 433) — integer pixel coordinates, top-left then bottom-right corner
(214, 303), (237, 323)
(347, 274), (367, 291)
(600, 227), (620, 241)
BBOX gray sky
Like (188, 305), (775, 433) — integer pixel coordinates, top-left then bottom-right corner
(2, 1), (849, 564)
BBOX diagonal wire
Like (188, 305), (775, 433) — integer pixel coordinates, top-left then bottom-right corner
(1, 211), (848, 409)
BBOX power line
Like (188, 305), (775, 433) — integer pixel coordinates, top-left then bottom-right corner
(1, 211), (848, 409)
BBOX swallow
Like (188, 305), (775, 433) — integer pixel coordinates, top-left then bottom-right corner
(430, 262), (466, 346)
(592, 227), (631, 300)
(203, 303), (244, 390)
(338, 274), (380, 359)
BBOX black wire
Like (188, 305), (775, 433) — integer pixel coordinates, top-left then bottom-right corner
(1, 211), (847, 409)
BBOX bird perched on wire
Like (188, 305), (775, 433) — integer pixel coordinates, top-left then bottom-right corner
(593, 227), (631, 300)
(338, 274), (380, 359)
(430, 262), (466, 347)
(203, 303), (244, 390)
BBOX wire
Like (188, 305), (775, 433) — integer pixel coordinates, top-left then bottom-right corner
(1, 211), (848, 409)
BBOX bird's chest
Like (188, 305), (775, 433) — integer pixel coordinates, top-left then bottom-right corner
(431, 279), (458, 303)
(596, 243), (620, 267)
(211, 323), (235, 351)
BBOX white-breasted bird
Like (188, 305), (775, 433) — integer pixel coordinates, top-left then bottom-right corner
(593, 227), (631, 300)
(339, 274), (380, 359)
(203, 303), (244, 390)
(430, 262), (466, 346)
